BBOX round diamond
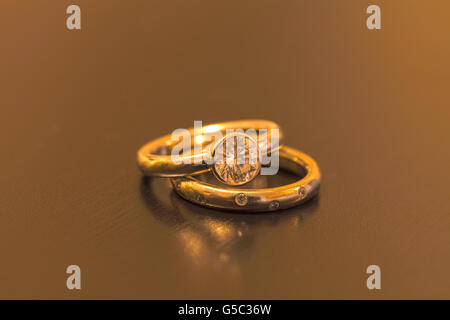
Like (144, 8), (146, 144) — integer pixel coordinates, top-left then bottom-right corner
(235, 193), (248, 206)
(196, 194), (205, 203)
(211, 133), (261, 186)
(269, 200), (280, 210)
(299, 186), (306, 199)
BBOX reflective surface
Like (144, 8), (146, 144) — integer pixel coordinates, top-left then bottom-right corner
(0, 1), (449, 298)
(141, 174), (319, 269)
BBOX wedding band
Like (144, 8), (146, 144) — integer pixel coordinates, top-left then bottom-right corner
(170, 146), (321, 212)
(137, 120), (282, 181)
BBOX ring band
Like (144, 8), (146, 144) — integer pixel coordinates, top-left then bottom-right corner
(170, 146), (321, 212)
(137, 120), (282, 177)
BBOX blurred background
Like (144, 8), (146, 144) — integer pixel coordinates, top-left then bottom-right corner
(0, 0), (449, 298)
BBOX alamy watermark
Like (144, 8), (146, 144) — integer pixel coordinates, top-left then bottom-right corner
(366, 265), (381, 290)
(66, 265), (81, 290)
(65, 5), (381, 31)
(170, 121), (280, 176)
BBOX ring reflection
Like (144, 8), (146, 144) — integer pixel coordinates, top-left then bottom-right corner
(140, 172), (319, 268)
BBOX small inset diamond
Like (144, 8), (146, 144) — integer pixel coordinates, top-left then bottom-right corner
(299, 186), (306, 199)
(235, 193), (248, 206)
(269, 200), (280, 210)
(196, 194), (205, 204)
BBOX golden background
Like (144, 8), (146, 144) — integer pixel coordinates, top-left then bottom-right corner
(0, 1), (449, 298)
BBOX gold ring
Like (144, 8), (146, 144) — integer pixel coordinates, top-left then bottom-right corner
(170, 146), (321, 212)
(137, 120), (282, 186)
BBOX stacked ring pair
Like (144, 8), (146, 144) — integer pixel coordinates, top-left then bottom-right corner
(137, 120), (321, 212)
